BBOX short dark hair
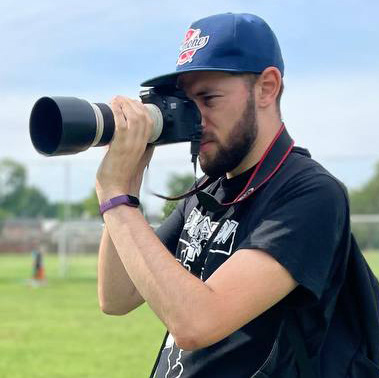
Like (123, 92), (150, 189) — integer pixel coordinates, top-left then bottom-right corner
(234, 72), (284, 118)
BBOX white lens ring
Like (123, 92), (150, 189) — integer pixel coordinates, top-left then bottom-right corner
(144, 103), (163, 143)
(90, 102), (162, 146)
(90, 103), (105, 147)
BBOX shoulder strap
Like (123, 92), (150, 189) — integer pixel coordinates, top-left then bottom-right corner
(349, 234), (379, 364)
(285, 312), (318, 378)
(149, 331), (169, 378)
(285, 233), (379, 378)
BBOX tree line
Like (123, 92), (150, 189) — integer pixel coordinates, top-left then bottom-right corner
(1, 157), (379, 221)
(349, 162), (379, 250)
(0, 159), (97, 220)
(0, 158), (195, 221)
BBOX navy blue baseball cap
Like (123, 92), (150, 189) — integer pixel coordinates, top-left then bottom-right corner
(141, 13), (284, 87)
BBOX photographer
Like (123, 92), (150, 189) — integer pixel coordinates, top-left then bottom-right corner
(96, 13), (353, 378)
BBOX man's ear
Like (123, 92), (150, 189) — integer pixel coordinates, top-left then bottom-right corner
(255, 67), (282, 109)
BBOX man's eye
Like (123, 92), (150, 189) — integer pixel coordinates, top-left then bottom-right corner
(204, 95), (220, 104)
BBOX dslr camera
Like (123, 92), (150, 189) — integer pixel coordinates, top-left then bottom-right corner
(29, 87), (202, 157)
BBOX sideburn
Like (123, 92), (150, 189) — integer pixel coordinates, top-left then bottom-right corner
(200, 92), (258, 179)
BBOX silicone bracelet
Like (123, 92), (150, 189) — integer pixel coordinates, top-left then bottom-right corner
(99, 194), (140, 215)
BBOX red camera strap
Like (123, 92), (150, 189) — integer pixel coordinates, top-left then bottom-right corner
(196, 124), (294, 212)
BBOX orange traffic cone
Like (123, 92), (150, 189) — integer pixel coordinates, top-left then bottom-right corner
(32, 249), (45, 281)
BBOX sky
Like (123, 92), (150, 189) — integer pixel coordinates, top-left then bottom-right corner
(1, 0), (378, 215)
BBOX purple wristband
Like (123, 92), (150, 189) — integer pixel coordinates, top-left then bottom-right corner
(99, 194), (140, 215)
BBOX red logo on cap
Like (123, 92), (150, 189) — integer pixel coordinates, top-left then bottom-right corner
(177, 28), (209, 66)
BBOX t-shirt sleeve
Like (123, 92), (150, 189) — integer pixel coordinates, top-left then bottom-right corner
(236, 173), (348, 304)
(155, 199), (186, 255)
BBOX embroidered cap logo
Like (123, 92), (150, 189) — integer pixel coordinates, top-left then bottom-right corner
(176, 28), (209, 66)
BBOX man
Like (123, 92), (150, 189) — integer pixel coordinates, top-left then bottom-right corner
(96, 13), (351, 377)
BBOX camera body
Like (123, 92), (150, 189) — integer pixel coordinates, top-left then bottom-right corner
(29, 88), (202, 156)
(140, 87), (201, 146)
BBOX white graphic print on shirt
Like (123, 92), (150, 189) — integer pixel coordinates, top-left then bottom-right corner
(165, 207), (240, 378)
(164, 334), (184, 378)
(178, 207), (239, 272)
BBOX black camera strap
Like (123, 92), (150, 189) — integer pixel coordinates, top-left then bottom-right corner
(284, 312), (318, 378)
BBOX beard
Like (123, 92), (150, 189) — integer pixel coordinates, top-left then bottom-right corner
(199, 93), (258, 179)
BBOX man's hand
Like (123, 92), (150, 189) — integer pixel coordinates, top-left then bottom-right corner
(96, 96), (155, 203)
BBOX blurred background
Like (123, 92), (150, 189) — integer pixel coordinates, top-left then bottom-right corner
(1, 1), (378, 377)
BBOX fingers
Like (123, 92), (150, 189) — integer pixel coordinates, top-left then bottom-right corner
(120, 99), (147, 144)
(96, 96), (155, 199)
(128, 99), (154, 142)
(110, 98), (126, 136)
(108, 96), (155, 175)
(110, 96), (153, 142)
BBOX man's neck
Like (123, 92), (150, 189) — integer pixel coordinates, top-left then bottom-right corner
(226, 119), (283, 179)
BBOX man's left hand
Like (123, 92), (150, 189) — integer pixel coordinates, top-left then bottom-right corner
(96, 96), (155, 203)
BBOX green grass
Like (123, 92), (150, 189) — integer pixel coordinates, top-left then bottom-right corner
(363, 250), (379, 277)
(0, 251), (378, 378)
(0, 254), (164, 378)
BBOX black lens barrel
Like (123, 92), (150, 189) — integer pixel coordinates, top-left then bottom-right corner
(29, 93), (201, 157)
(29, 96), (114, 156)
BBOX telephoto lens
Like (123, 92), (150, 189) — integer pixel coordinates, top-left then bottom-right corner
(29, 90), (201, 157)
(29, 96), (163, 156)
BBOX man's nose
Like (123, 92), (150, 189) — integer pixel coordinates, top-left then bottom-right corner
(195, 103), (209, 130)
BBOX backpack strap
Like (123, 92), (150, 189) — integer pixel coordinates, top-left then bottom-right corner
(149, 331), (169, 378)
(348, 234), (379, 364)
(285, 311), (318, 378)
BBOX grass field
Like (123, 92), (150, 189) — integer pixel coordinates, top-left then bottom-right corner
(0, 254), (164, 378)
(0, 252), (378, 378)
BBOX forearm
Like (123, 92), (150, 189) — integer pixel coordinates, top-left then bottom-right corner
(103, 205), (216, 345)
(98, 227), (144, 315)
(96, 96), (219, 347)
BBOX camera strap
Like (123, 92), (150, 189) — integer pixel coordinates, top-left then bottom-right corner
(149, 124), (294, 377)
(196, 123), (294, 212)
(153, 124), (294, 205)
(190, 122), (202, 182)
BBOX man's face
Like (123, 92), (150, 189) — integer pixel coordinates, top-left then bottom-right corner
(179, 71), (258, 178)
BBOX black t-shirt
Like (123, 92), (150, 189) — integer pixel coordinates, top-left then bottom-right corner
(154, 147), (350, 378)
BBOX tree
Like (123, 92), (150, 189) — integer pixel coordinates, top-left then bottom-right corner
(0, 158), (27, 204)
(350, 162), (379, 250)
(83, 189), (101, 218)
(0, 208), (9, 221)
(161, 172), (195, 219)
(0, 158), (27, 216)
(0, 158), (50, 218)
(15, 186), (50, 217)
(350, 162), (379, 214)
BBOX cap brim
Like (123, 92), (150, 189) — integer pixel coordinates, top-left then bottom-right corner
(141, 71), (180, 87)
(140, 67), (249, 87)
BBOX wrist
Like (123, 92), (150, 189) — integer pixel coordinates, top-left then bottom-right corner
(99, 194), (140, 216)
(96, 187), (139, 204)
